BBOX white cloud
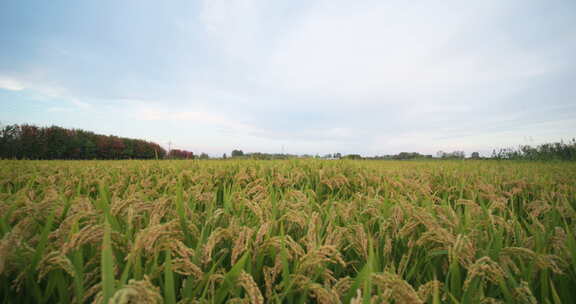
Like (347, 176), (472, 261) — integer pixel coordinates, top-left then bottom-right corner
(131, 102), (259, 134)
(47, 107), (75, 113)
(69, 98), (93, 110)
(0, 77), (25, 91)
(323, 127), (352, 138)
(199, 0), (264, 62)
(0, 75), (96, 112)
(0, 74), (67, 98)
(259, 0), (555, 106)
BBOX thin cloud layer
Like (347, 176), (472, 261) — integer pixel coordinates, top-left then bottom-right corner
(0, 0), (575, 156)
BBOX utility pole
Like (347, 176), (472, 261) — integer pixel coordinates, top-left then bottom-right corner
(167, 141), (172, 157)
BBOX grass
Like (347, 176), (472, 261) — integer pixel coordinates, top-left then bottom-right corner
(0, 159), (575, 303)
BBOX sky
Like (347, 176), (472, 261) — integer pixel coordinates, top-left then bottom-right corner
(1, 0), (575, 157)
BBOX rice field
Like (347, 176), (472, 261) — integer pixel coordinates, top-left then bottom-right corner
(1, 159), (575, 303)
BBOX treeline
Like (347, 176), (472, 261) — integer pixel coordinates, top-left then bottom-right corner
(366, 152), (434, 160)
(224, 150), (292, 160)
(2, 123), (574, 161)
(492, 139), (576, 161)
(0, 124), (166, 159)
(168, 149), (194, 159)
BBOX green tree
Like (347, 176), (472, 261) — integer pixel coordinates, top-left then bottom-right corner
(344, 154), (362, 160)
(231, 149), (244, 157)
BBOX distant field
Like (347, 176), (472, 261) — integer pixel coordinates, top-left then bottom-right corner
(1, 159), (575, 303)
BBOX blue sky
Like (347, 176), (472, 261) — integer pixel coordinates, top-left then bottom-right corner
(1, 0), (575, 156)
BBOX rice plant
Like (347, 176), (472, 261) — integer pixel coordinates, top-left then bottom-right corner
(0, 159), (575, 303)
